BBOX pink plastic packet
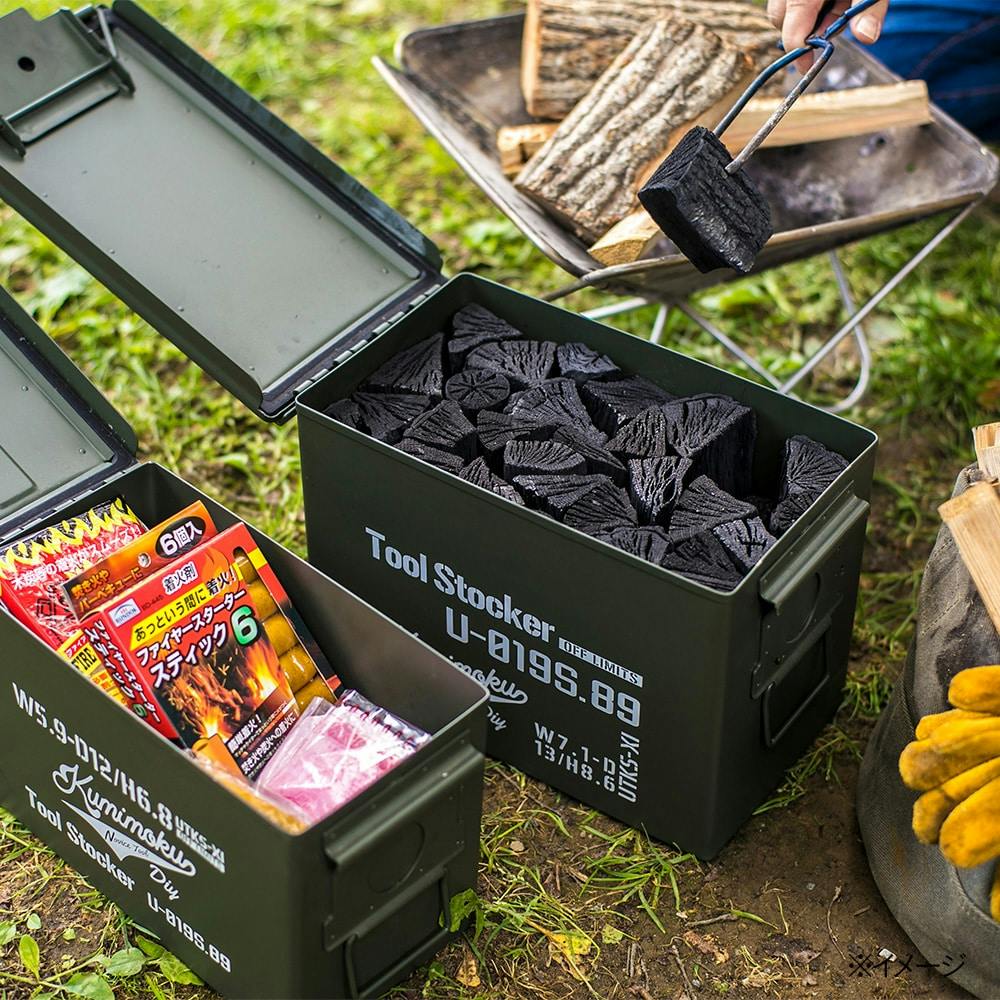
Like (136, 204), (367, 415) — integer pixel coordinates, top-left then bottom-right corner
(255, 691), (430, 824)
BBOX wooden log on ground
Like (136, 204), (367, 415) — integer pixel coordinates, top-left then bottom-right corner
(588, 81), (932, 265)
(522, 0), (776, 119)
(515, 18), (754, 243)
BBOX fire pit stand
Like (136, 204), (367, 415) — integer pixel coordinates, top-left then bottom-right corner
(376, 13), (997, 411)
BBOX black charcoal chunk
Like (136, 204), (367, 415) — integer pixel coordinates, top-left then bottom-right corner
(403, 400), (477, 460)
(445, 369), (511, 414)
(607, 407), (671, 460)
(660, 533), (744, 591)
(513, 474), (610, 518)
(563, 481), (638, 535)
(713, 516), (777, 574)
(461, 458), (524, 505)
(661, 394), (756, 497)
(505, 378), (597, 435)
(581, 376), (674, 434)
(502, 440), (586, 480)
(477, 410), (553, 458)
(466, 339), (557, 390)
(668, 476), (757, 544)
(637, 126), (773, 276)
(449, 304), (522, 366)
(556, 342), (620, 383)
(597, 525), (672, 566)
(365, 333), (445, 398)
(553, 425), (626, 485)
(627, 457), (692, 527)
(747, 494), (776, 524)
(354, 391), (432, 444)
(770, 435), (849, 536)
(325, 398), (364, 431)
(396, 438), (466, 475)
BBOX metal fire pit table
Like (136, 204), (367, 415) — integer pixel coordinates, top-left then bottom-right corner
(376, 13), (998, 411)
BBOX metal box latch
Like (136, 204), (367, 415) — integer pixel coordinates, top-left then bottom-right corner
(0, 7), (134, 158)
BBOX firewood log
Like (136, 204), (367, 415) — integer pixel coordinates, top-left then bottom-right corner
(515, 17), (754, 243)
(522, 0), (776, 119)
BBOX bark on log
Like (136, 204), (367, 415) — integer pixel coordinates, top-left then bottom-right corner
(515, 18), (754, 243)
(522, 0), (776, 119)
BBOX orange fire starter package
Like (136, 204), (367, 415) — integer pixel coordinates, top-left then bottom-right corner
(0, 497), (146, 649)
(82, 523), (343, 778)
(62, 501), (219, 620)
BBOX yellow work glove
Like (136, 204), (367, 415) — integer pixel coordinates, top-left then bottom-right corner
(900, 665), (1000, 921)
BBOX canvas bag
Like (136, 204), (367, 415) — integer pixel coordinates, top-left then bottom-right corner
(858, 465), (1000, 997)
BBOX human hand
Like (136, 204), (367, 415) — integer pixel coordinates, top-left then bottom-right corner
(767, 0), (889, 69)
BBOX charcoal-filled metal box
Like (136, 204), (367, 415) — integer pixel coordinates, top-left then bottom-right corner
(296, 275), (878, 859)
(0, 285), (488, 999)
(0, 1), (876, 868)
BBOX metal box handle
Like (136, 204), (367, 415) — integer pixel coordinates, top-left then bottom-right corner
(754, 489), (869, 697)
(322, 740), (482, 981)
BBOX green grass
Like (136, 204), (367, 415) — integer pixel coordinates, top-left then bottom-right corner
(1, 0), (999, 997)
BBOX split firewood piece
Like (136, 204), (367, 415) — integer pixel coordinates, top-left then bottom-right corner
(521, 0), (776, 120)
(581, 375), (673, 435)
(397, 438), (467, 475)
(445, 369), (512, 414)
(556, 342), (620, 384)
(365, 332), (445, 398)
(553, 425), (626, 485)
(940, 481), (1000, 635)
(353, 392), (432, 444)
(769, 435), (849, 536)
(449, 304), (523, 367)
(403, 400), (478, 460)
(461, 457), (525, 505)
(661, 394), (757, 498)
(516, 17), (754, 243)
(503, 440), (587, 480)
(590, 212), (664, 267)
(498, 123), (560, 177)
(974, 423), (1000, 479)
(514, 473), (611, 517)
(627, 456), (691, 526)
(466, 339), (557, 390)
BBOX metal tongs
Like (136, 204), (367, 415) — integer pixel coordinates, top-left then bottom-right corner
(638, 0), (884, 274)
(718, 0), (884, 172)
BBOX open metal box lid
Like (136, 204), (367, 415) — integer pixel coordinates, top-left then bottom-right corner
(0, 284), (136, 543)
(0, 2), (444, 422)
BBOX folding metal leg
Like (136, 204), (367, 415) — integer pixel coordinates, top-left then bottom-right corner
(562, 200), (982, 412)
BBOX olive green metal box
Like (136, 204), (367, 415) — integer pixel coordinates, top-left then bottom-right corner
(296, 276), (878, 858)
(0, 6), (489, 997)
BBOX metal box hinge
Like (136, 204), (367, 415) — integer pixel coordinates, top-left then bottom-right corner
(0, 7), (134, 159)
(326, 286), (437, 374)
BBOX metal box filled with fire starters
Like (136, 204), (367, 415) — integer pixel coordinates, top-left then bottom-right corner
(0, 286), (488, 999)
(0, 1), (876, 865)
